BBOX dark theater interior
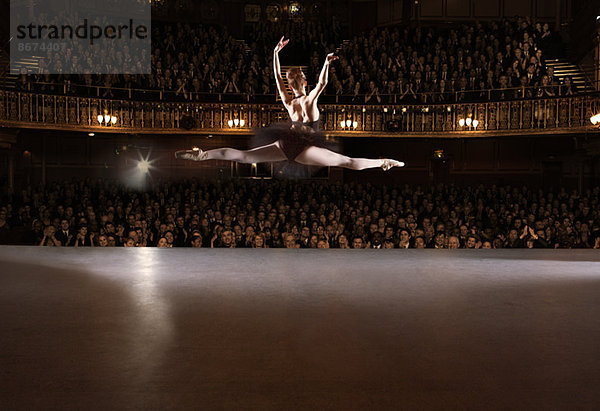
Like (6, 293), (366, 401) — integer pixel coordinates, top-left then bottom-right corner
(1, 0), (600, 408)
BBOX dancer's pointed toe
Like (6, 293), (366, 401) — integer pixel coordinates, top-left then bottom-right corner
(381, 159), (405, 171)
(175, 149), (207, 161)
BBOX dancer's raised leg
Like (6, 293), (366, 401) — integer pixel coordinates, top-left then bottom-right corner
(176, 142), (287, 164)
(294, 146), (404, 170)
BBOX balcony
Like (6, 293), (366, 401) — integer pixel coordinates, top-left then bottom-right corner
(1, 89), (599, 137)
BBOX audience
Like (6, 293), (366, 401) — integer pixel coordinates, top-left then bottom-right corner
(1, 178), (599, 249)
(334, 17), (569, 103)
(12, 16), (578, 103)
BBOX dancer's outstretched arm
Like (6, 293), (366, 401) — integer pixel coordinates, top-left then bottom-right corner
(309, 53), (339, 101)
(273, 36), (291, 104)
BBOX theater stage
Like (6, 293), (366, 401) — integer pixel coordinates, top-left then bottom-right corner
(1, 247), (600, 409)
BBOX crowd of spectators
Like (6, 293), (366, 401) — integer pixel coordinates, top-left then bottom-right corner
(332, 17), (574, 104)
(17, 18), (343, 101)
(18, 22), (249, 99)
(1, 178), (599, 249)
(12, 16), (581, 103)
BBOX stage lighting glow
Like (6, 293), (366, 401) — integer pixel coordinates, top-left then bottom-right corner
(591, 114), (600, 125)
(192, 147), (200, 151)
(138, 160), (150, 173)
(88, 132), (95, 137)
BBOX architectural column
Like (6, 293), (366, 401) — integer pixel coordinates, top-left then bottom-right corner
(595, 34), (600, 91)
(555, 0), (561, 31)
(8, 151), (14, 195)
(41, 136), (46, 186)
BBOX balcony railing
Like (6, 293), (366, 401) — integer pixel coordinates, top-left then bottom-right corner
(13, 80), (596, 104)
(1, 89), (599, 136)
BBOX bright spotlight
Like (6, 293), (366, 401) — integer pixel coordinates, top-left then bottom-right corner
(228, 120), (234, 127)
(234, 118), (239, 126)
(353, 121), (358, 129)
(466, 118), (472, 126)
(340, 121), (345, 128)
(591, 114), (600, 125)
(138, 160), (150, 173)
(346, 119), (352, 127)
(240, 119), (245, 127)
(88, 132), (95, 137)
(459, 118), (465, 127)
(473, 119), (479, 128)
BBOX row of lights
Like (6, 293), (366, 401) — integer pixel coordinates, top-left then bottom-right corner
(227, 119), (246, 128)
(97, 113), (118, 126)
(91, 109), (600, 133)
(458, 116), (480, 128)
(340, 119), (359, 129)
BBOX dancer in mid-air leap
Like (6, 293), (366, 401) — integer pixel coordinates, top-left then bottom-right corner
(176, 36), (405, 171)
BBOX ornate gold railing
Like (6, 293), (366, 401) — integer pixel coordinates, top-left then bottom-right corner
(1, 90), (599, 137)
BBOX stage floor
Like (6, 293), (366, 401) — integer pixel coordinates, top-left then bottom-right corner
(1, 247), (600, 409)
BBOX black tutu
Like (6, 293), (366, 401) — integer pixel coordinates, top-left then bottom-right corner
(251, 120), (340, 179)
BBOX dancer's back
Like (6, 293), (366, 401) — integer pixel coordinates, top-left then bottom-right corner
(284, 92), (320, 124)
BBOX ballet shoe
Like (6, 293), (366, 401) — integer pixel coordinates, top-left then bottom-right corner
(175, 149), (208, 161)
(381, 159), (405, 171)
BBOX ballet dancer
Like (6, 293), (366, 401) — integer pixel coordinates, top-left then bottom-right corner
(176, 36), (405, 171)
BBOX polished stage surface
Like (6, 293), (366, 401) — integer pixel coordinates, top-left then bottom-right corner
(1, 247), (600, 409)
